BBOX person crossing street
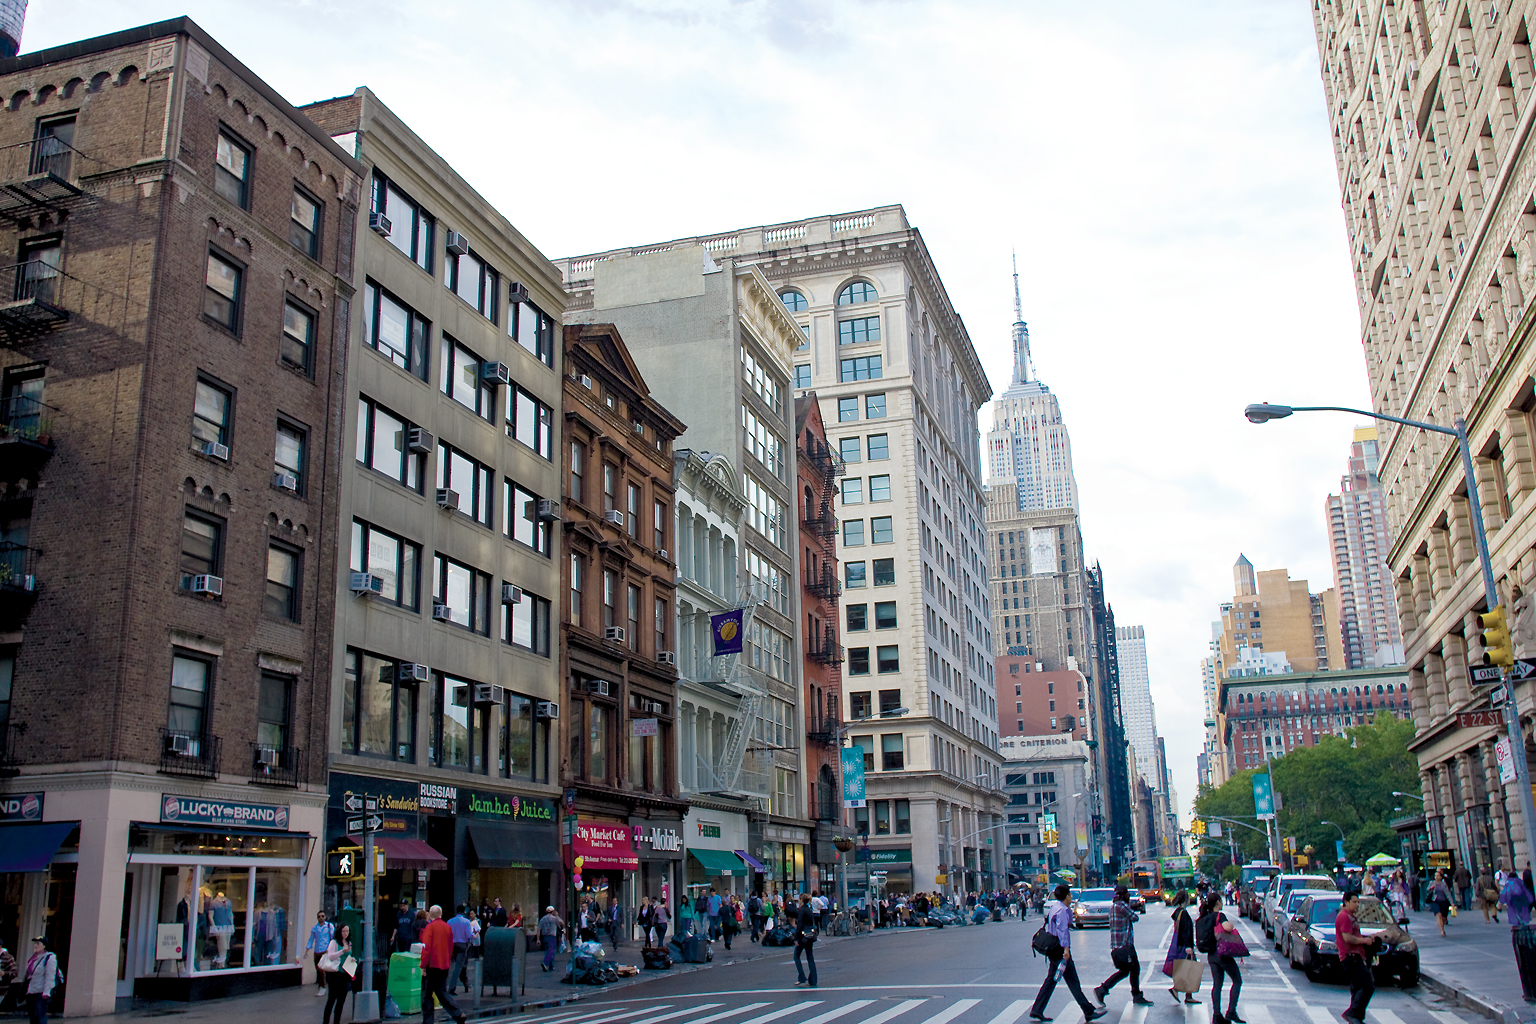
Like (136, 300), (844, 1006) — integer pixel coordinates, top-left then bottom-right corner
(792, 893), (818, 988)
(1029, 884), (1107, 1022)
(1093, 885), (1154, 1007)
(1336, 891), (1376, 1024)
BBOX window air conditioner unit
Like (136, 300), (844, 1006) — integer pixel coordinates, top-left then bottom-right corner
(350, 572), (384, 597)
(167, 733), (197, 755)
(501, 583), (523, 604)
(398, 662), (430, 683)
(272, 472), (299, 492)
(603, 509), (624, 525)
(254, 747), (280, 768)
(603, 627), (625, 644)
(536, 701), (559, 719)
(588, 678), (611, 696)
(369, 212), (392, 236)
(432, 604), (453, 622)
(200, 440), (230, 461)
(406, 427), (433, 454)
(473, 683), (505, 705)
(657, 651), (676, 667)
(656, 549), (668, 561)
(190, 574), (224, 596)
(480, 361), (511, 386)
(578, 374), (592, 389)
(508, 283), (529, 304)
(444, 231), (469, 257)
(643, 700), (665, 714)
(536, 499), (562, 521)
(436, 488), (459, 510)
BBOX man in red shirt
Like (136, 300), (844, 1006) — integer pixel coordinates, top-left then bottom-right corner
(1335, 891), (1376, 1024)
(419, 905), (466, 1024)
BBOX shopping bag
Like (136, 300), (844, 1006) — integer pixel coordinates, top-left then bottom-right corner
(1215, 930), (1250, 958)
(1450, 905), (1458, 917)
(1171, 958), (1204, 993)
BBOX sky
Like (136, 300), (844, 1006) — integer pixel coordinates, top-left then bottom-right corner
(23, 0), (1373, 825)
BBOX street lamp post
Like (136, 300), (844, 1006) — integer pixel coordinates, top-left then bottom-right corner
(1246, 402), (1536, 885)
(834, 707), (908, 919)
(1320, 820), (1346, 865)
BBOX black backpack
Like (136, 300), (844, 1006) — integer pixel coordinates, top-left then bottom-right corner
(1031, 924), (1063, 959)
(1195, 912), (1218, 953)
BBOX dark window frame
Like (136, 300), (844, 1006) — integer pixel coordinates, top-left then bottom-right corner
(513, 300), (556, 367)
(506, 479), (553, 556)
(503, 588), (552, 656)
(192, 373), (234, 448)
(341, 648), (418, 763)
(371, 173), (435, 273)
(214, 126), (253, 209)
(350, 518), (423, 611)
(274, 416), (308, 496)
(281, 296), (317, 376)
(179, 508), (225, 589)
(15, 234), (61, 304)
(289, 182), (323, 259)
(355, 395), (426, 493)
(433, 552), (493, 635)
(445, 248), (500, 324)
(437, 440), (495, 527)
(362, 279), (431, 380)
(168, 648), (215, 741)
(264, 539), (302, 622)
(256, 670), (294, 751)
(203, 246), (245, 334)
(30, 114), (76, 178)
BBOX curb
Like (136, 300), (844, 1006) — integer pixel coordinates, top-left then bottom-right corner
(1420, 968), (1529, 1024)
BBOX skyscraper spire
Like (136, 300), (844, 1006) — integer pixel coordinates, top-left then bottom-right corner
(1011, 249), (1032, 385)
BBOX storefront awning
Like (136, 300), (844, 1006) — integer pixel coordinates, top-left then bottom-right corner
(735, 849), (766, 872)
(689, 848), (743, 876)
(0, 822), (77, 872)
(374, 836), (447, 871)
(467, 826), (560, 870)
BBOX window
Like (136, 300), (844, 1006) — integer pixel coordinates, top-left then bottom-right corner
(841, 478), (863, 504)
(849, 692), (872, 720)
(508, 385), (554, 458)
(433, 554), (492, 634)
(780, 290), (808, 311)
(843, 519), (865, 546)
(877, 645), (900, 673)
(654, 596), (668, 657)
(847, 604), (868, 631)
(866, 393), (886, 418)
(873, 558), (895, 586)
(432, 673), (487, 772)
(838, 316), (881, 345)
(372, 173), (434, 271)
(504, 588), (552, 656)
(603, 569), (619, 628)
(499, 691), (549, 782)
(437, 443), (494, 526)
(290, 187), (321, 258)
(742, 407), (785, 476)
(603, 464), (618, 512)
(281, 300), (315, 374)
(794, 365), (811, 389)
(513, 301), (556, 367)
(838, 397), (859, 422)
(362, 281), (430, 379)
(839, 437), (862, 464)
(740, 346), (783, 415)
(570, 441), (586, 503)
(342, 649), (418, 762)
(854, 806), (870, 836)
(869, 475), (892, 501)
(204, 250), (242, 331)
(441, 336), (495, 419)
(15, 237), (60, 303)
(627, 482), (642, 539)
(506, 481), (552, 555)
(192, 377), (232, 447)
(881, 733), (904, 770)
(853, 735), (874, 772)
(180, 510), (222, 587)
(350, 519), (421, 609)
(878, 688), (901, 713)
(874, 800), (891, 835)
(570, 554), (583, 628)
(274, 419), (306, 493)
(30, 116), (74, 178)
(840, 356), (881, 381)
(214, 130), (251, 208)
(445, 248), (499, 323)
(356, 396), (425, 491)
(743, 474), (785, 548)
(871, 516), (893, 544)
(845, 562), (866, 588)
(253, 672), (293, 754)
(265, 543), (300, 621)
(849, 647), (870, 674)
(874, 601), (897, 629)
(837, 281), (877, 305)
(169, 653), (212, 739)
(895, 798), (911, 834)
(867, 434), (889, 460)
(627, 583), (642, 651)
(744, 546), (789, 614)
(653, 499), (668, 552)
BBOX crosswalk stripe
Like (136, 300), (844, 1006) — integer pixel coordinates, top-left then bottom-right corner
(1302, 1004), (1335, 1024)
(1238, 1003), (1275, 1024)
(583, 1008), (684, 1024)
(538, 1008), (645, 1024)
(630, 1005), (725, 1024)
(910, 998), (980, 1024)
(980, 999), (1033, 1024)
(1115, 1004), (1145, 1024)
(1431, 1012), (1472, 1024)
(796, 1000), (875, 1024)
(738, 1002), (824, 1024)
(851, 998), (927, 1024)
(684, 1003), (775, 1024)
(1373, 1009), (1408, 1024)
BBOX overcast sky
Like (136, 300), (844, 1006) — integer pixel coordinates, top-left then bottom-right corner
(25, 0), (1371, 824)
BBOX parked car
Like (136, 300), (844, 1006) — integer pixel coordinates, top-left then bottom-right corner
(1263, 874), (1336, 937)
(1287, 894), (1419, 987)
(1243, 877), (1273, 920)
(1274, 888), (1334, 953)
(1071, 887), (1117, 928)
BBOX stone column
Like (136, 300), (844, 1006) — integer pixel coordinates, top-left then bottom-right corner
(1410, 665), (1431, 732)
(1425, 651), (1449, 720)
(1414, 553), (1434, 623)
(1481, 737), (1512, 871)
(1423, 769), (1445, 849)
(1396, 571), (1418, 636)
(1504, 408), (1536, 499)
(1444, 630), (1471, 708)
(1456, 753), (1482, 871)
(1429, 528), (1455, 599)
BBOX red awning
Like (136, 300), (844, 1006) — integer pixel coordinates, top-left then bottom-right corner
(373, 837), (447, 871)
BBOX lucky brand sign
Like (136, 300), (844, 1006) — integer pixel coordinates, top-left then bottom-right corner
(161, 794), (290, 830)
(0, 791), (43, 822)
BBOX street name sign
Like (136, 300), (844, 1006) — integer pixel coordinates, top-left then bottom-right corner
(1457, 709), (1504, 728)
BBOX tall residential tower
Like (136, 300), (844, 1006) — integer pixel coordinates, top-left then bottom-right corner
(1325, 427), (1404, 669)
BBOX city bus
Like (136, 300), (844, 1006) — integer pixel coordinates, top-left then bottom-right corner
(1131, 860), (1162, 903)
(1160, 855), (1195, 899)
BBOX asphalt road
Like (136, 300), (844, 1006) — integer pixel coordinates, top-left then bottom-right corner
(511, 911), (1488, 1024)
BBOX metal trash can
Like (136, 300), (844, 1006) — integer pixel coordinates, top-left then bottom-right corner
(1514, 925), (1536, 1003)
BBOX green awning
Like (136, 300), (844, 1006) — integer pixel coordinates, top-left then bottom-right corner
(689, 848), (741, 876)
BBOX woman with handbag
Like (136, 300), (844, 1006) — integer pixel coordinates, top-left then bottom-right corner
(1429, 870), (1453, 937)
(318, 923), (354, 1024)
(1196, 892), (1245, 1024)
(1162, 891), (1201, 1005)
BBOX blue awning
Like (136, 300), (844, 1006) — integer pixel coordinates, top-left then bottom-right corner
(0, 822), (77, 872)
(735, 849), (766, 872)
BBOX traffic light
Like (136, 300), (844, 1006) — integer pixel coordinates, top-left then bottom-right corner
(1479, 604), (1515, 667)
(1191, 819), (1207, 836)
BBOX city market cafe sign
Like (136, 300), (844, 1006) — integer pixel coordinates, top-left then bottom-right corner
(162, 795), (289, 830)
(462, 791), (555, 823)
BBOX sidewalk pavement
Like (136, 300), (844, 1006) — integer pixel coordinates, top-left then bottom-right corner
(1394, 904), (1533, 1023)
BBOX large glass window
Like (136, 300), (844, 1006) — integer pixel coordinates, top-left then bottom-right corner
(441, 335), (495, 419)
(193, 377), (232, 447)
(355, 397), (424, 491)
(743, 474), (785, 548)
(839, 437), (861, 464)
(506, 481), (552, 555)
(837, 397), (858, 422)
(290, 187), (321, 258)
(500, 692), (549, 782)
(514, 300), (555, 367)
(874, 601), (897, 629)
(198, 864), (248, 970)
(780, 290), (808, 311)
(869, 475), (892, 501)
(843, 519), (865, 546)
(214, 131), (251, 208)
(169, 653), (211, 740)
(744, 547), (789, 615)
(372, 174), (434, 271)
(845, 561), (866, 589)
(794, 365), (811, 389)
(871, 516), (893, 544)
(867, 434), (889, 460)
(742, 407), (785, 477)
(433, 674), (486, 772)
(840, 356), (881, 382)
(837, 316), (880, 346)
(281, 300), (315, 375)
(437, 442), (494, 526)
(434, 554), (492, 634)
(837, 281), (877, 305)
(877, 645), (900, 673)
(872, 558), (895, 586)
(841, 478), (863, 504)
(204, 251), (242, 331)
(264, 543), (300, 621)
(362, 281), (430, 379)
(848, 648), (870, 675)
(865, 393), (887, 418)
(508, 385), (553, 459)
(504, 589), (551, 656)
(341, 649), (416, 761)
(846, 604), (867, 631)
(445, 249), (499, 323)
(274, 420), (306, 493)
(740, 346), (783, 415)
(350, 519), (422, 609)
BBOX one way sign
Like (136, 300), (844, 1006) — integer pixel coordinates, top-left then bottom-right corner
(346, 813), (384, 835)
(1514, 659), (1536, 681)
(1470, 658), (1536, 684)
(342, 793), (378, 813)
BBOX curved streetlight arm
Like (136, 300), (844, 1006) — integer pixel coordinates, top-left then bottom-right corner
(1391, 792), (1426, 803)
(1247, 403), (1458, 437)
(1319, 820), (1346, 843)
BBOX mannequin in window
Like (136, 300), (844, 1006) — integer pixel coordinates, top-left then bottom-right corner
(207, 891), (235, 966)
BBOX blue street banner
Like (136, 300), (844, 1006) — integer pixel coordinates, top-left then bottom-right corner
(1252, 773), (1275, 820)
(1335, 839), (1347, 862)
(711, 609), (745, 656)
(841, 746), (867, 808)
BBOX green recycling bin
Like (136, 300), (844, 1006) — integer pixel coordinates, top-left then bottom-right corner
(388, 952), (422, 1015)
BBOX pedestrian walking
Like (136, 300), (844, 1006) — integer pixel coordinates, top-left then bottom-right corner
(722, 895), (741, 950)
(301, 910), (335, 995)
(446, 905), (472, 994)
(23, 938), (59, 1024)
(490, 898), (508, 929)
(1499, 871), (1536, 1002)
(608, 899), (625, 948)
(1162, 891), (1201, 1005)
(1429, 871), (1453, 937)
(1453, 862), (1473, 911)
(1028, 883), (1105, 1022)
(653, 899), (671, 948)
(318, 923), (354, 1024)
(1336, 891), (1377, 1024)
(1407, 868), (1420, 912)
(468, 909), (482, 964)
(419, 907), (466, 1024)
(748, 892), (765, 942)
(1477, 868), (1500, 924)
(537, 906), (562, 973)
(1196, 892), (1244, 1024)
(0, 941), (16, 1014)
(792, 893), (818, 987)
(1094, 885), (1153, 1007)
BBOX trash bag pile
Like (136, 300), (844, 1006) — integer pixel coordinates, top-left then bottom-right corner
(562, 941), (619, 985)
(642, 947), (673, 970)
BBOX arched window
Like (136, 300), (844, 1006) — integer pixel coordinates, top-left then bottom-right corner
(780, 290), (808, 312)
(837, 280), (877, 305)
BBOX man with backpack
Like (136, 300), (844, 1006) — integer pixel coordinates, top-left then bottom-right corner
(748, 892), (765, 942)
(23, 937), (60, 1024)
(1029, 884), (1106, 1023)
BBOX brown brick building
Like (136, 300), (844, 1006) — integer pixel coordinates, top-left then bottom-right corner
(0, 19), (361, 1013)
(559, 323), (687, 912)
